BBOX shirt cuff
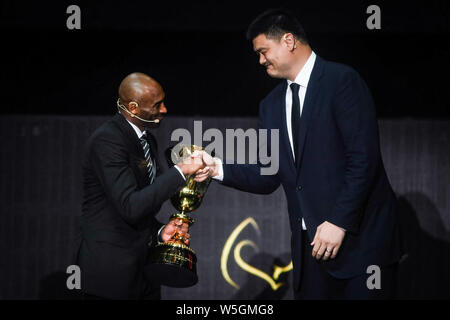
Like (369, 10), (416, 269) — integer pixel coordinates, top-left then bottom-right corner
(157, 225), (165, 243)
(174, 165), (186, 181)
(212, 157), (224, 181)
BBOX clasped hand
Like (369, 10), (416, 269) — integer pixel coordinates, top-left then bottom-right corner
(192, 150), (220, 182)
(174, 150), (220, 182)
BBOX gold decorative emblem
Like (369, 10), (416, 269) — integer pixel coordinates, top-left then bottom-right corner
(221, 217), (293, 291)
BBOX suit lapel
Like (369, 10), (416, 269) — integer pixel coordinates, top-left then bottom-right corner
(113, 113), (145, 157)
(295, 56), (324, 183)
(112, 113), (152, 184)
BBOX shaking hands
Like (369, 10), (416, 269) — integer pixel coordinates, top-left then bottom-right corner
(192, 150), (220, 182)
(174, 150), (220, 183)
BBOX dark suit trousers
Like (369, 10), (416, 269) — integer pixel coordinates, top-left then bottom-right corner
(294, 231), (398, 300)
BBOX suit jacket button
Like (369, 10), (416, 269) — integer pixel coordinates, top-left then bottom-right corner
(297, 186), (302, 191)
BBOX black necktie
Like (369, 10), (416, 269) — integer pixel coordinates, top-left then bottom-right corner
(290, 83), (301, 168)
(140, 133), (156, 184)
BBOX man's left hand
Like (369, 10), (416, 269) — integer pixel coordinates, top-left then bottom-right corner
(161, 219), (190, 245)
(311, 221), (345, 260)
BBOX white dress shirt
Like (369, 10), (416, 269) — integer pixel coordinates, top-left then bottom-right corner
(285, 51), (316, 230)
(286, 51), (316, 162)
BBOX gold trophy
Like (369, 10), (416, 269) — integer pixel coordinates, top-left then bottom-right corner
(145, 145), (211, 287)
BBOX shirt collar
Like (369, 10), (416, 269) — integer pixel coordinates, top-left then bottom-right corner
(287, 51), (316, 88)
(119, 111), (145, 139)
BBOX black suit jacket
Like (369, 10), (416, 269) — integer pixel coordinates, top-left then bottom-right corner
(221, 56), (402, 290)
(76, 113), (185, 299)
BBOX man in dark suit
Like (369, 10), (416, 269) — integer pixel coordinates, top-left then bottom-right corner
(76, 72), (205, 299)
(196, 9), (402, 299)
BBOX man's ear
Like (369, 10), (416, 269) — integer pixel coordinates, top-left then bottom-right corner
(282, 33), (296, 51)
(128, 101), (139, 114)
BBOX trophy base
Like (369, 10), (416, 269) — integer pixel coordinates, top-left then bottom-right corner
(145, 242), (198, 288)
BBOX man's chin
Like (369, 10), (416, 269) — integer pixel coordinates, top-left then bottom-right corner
(266, 68), (282, 79)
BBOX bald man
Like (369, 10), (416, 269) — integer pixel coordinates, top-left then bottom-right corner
(76, 73), (204, 300)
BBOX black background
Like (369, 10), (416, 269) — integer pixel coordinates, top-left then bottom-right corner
(0, 0), (449, 118)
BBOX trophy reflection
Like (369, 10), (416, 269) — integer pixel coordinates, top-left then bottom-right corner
(146, 145), (211, 287)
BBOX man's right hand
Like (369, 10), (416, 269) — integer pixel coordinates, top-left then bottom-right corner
(175, 152), (206, 176)
(193, 151), (220, 182)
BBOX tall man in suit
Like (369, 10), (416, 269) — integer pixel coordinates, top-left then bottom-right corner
(196, 9), (402, 299)
(77, 72), (205, 299)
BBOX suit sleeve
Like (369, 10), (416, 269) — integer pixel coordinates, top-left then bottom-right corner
(327, 69), (381, 234)
(221, 102), (280, 194)
(89, 134), (185, 227)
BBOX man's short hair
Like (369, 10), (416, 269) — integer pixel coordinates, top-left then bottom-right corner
(246, 8), (308, 45)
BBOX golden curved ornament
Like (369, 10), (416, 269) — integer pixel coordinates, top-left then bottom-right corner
(220, 217), (293, 291)
(220, 217), (260, 289)
(234, 240), (284, 291)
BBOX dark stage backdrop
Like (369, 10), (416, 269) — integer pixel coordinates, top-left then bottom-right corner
(1, 115), (449, 299)
(0, 1), (449, 119)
